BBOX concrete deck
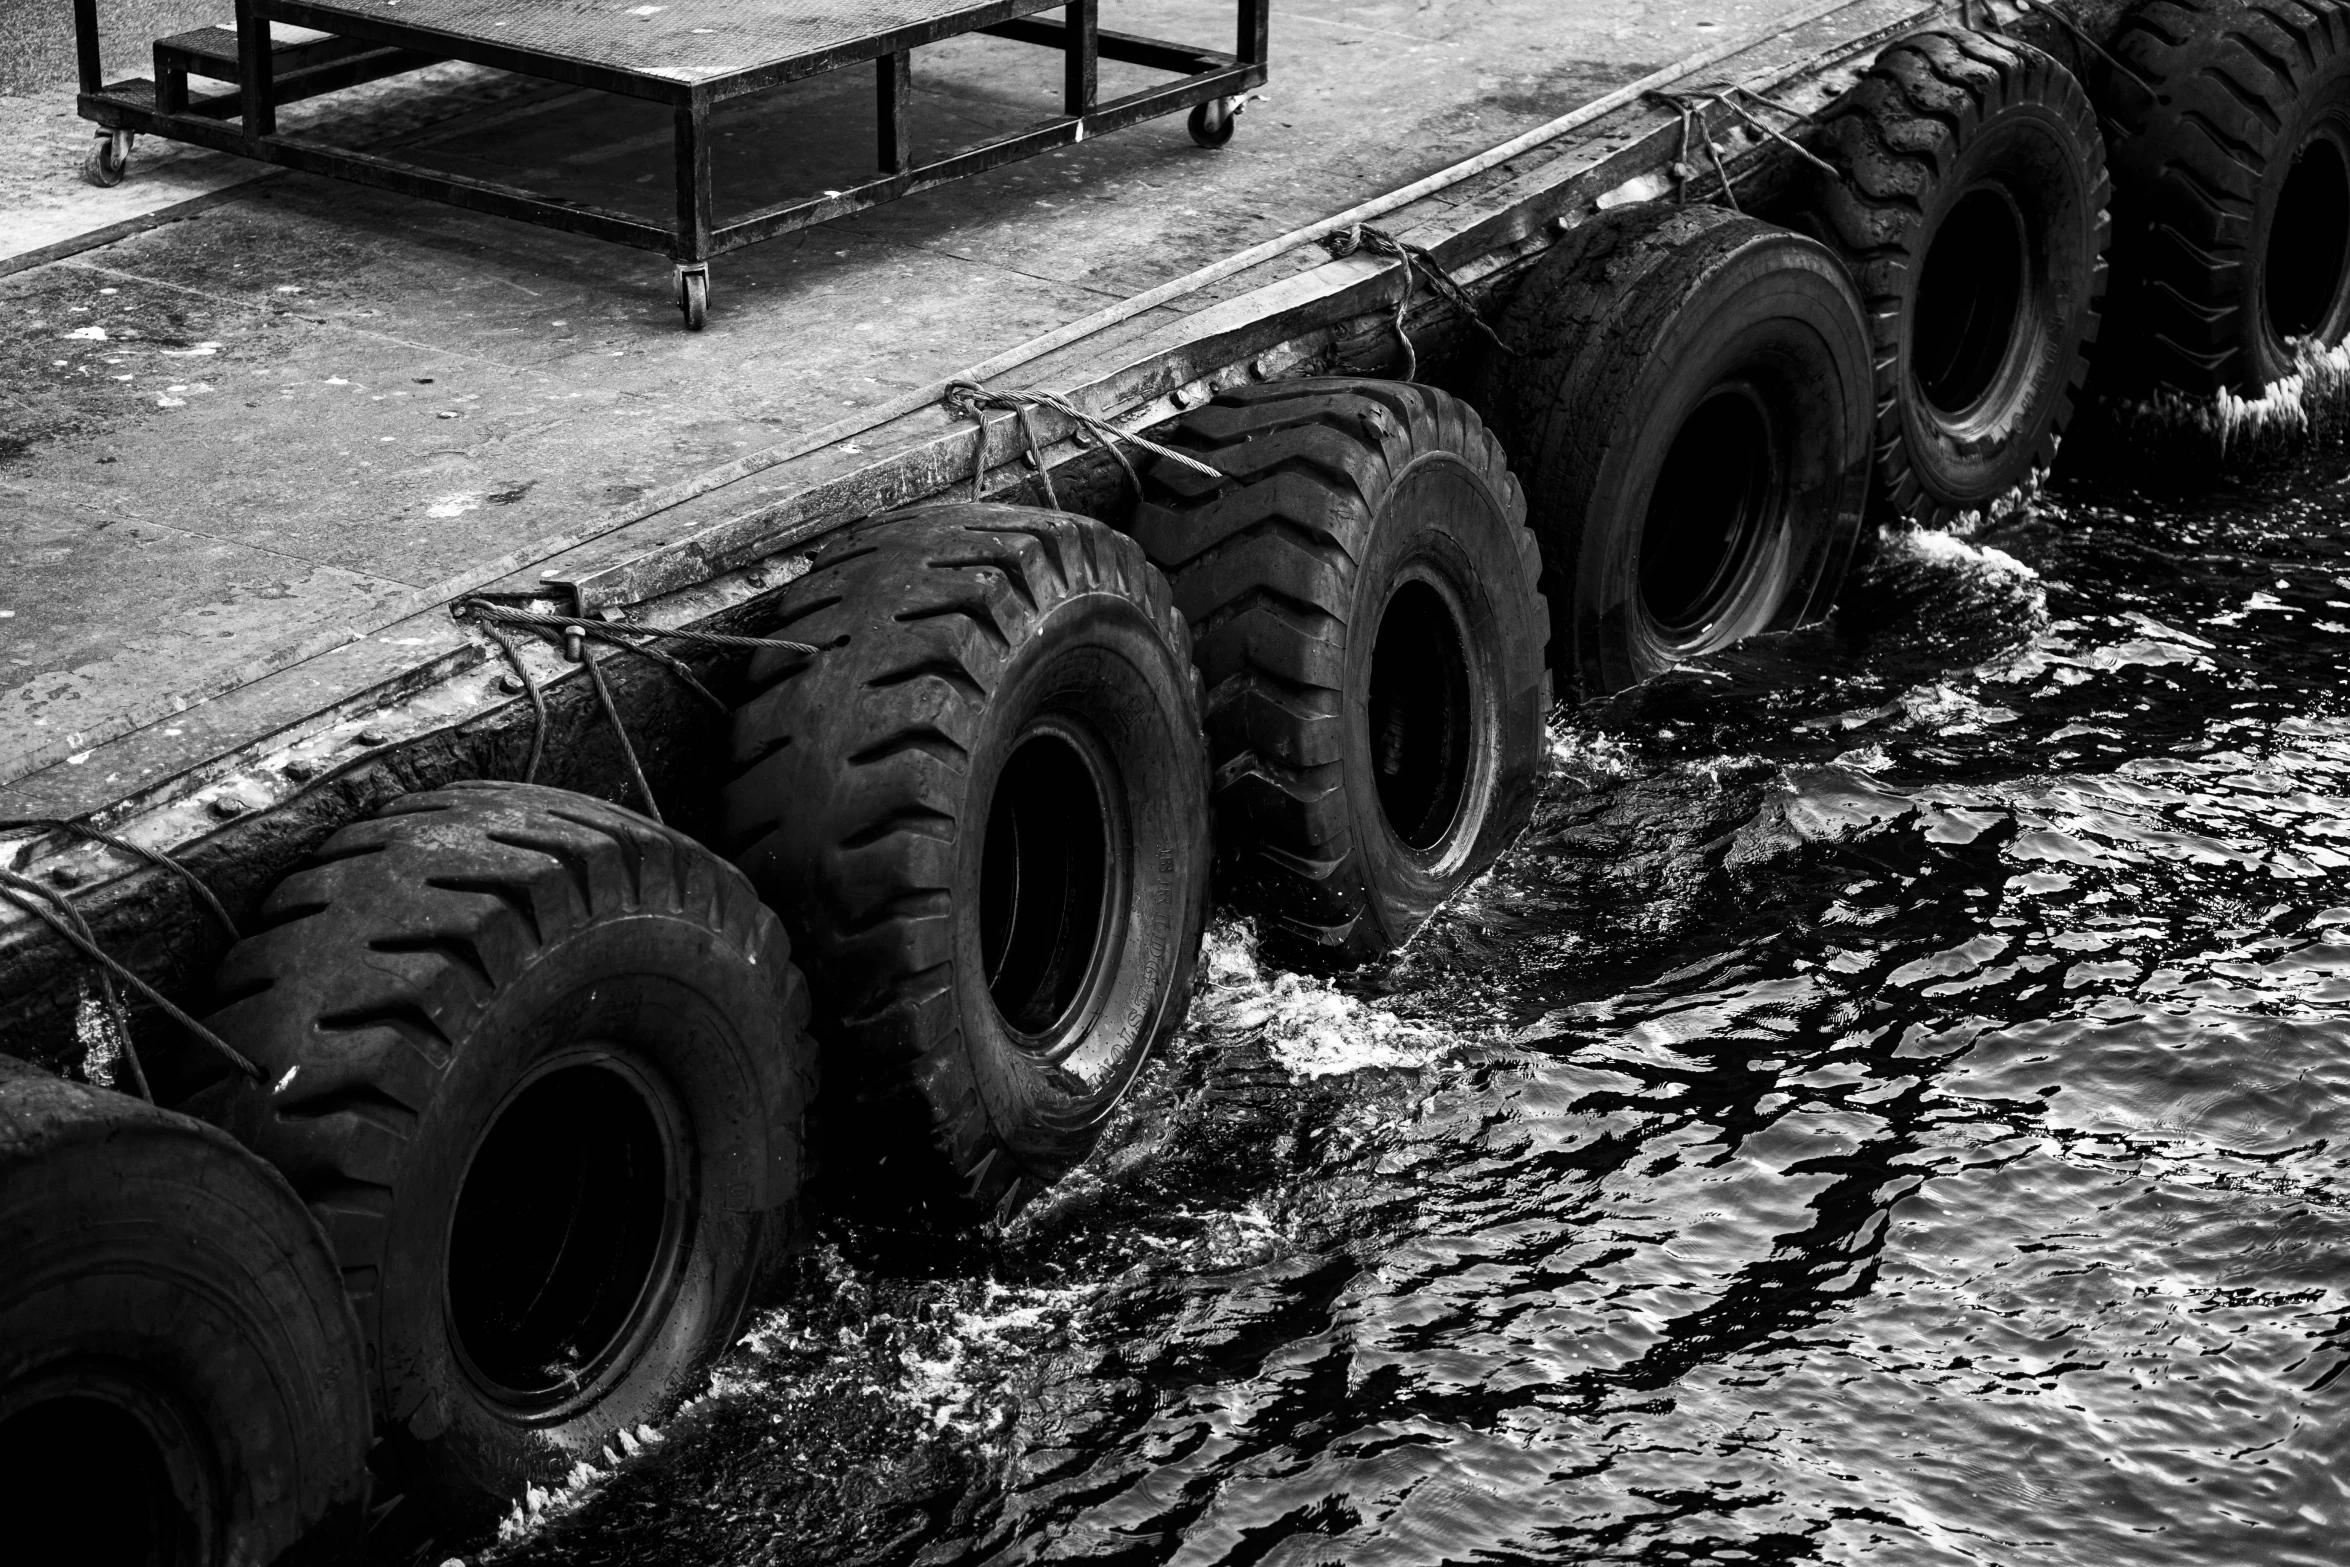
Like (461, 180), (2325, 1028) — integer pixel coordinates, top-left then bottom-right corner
(0, 0), (1940, 823)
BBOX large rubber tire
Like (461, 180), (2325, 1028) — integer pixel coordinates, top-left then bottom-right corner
(189, 781), (814, 1528)
(1808, 28), (2110, 523)
(1477, 203), (1874, 696)
(721, 506), (1211, 1219)
(1130, 380), (1551, 964)
(0, 1056), (370, 1567)
(2107, 0), (2350, 393)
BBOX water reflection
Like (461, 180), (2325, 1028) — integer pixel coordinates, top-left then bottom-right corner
(492, 452), (2350, 1566)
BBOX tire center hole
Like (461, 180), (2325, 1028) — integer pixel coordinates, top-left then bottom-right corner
(1642, 386), (1776, 640)
(1369, 579), (1473, 852)
(982, 729), (1112, 1038)
(449, 1064), (672, 1407)
(2268, 131), (2350, 343)
(1913, 185), (2027, 417)
(0, 1395), (188, 1567)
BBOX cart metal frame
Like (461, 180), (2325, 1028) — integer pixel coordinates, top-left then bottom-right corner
(71, 0), (1270, 325)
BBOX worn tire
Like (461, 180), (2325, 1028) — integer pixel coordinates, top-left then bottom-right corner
(1130, 379), (1551, 964)
(1477, 203), (1874, 696)
(721, 506), (1211, 1219)
(1808, 28), (2110, 523)
(0, 1056), (370, 1567)
(189, 781), (814, 1528)
(2106, 0), (2350, 392)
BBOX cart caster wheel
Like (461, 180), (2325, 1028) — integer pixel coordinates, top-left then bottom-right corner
(677, 266), (709, 331)
(81, 131), (133, 188)
(1188, 99), (1240, 150)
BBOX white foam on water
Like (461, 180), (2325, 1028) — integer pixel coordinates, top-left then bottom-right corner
(1880, 525), (2039, 581)
(490, 1423), (664, 1544)
(1832, 743), (1897, 772)
(888, 1283), (1093, 1437)
(1894, 682), (2021, 734)
(1190, 921), (1457, 1078)
(2121, 337), (2350, 455)
(1937, 463), (2050, 536)
(487, 1261), (1088, 1545)
(1547, 720), (1637, 781)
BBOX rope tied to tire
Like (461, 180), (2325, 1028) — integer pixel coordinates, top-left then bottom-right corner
(0, 870), (145, 1098)
(0, 867), (264, 1094)
(455, 600), (822, 826)
(1644, 88), (1837, 211)
(455, 602), (820, 656)
(1318, 223), (1509, 382)
(1647, 90), (1744, 209)
(0, 817), (259, 1094)
(1717, 88), (1839, 178)
(0, 815), (239, 941)
(942, 379), (1221, 509)
(1999, 0), (2158, 98)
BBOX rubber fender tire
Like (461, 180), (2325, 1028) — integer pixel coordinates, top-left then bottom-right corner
(720, 505), (1211, 1220)
(2106, 0), (2350, 393)
(1129, 379), (1551, 965)
(1476, 203), (1874, 697)
(0, 1056), (370, 1567)
(187, 781), (815, 1529)
(1807, 28), (2111, 524)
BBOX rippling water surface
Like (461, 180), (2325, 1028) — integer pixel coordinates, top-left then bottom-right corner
(492, 450), (2350, 1567)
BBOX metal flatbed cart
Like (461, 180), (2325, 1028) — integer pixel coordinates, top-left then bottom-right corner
(70, 0), (1271, 327)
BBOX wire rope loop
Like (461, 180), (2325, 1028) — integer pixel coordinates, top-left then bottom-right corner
(942, 379), (1222, 506)
(1317, 222), (1511, 381)
(0, 816), (240, 942)
(0, 866), (262, 1088)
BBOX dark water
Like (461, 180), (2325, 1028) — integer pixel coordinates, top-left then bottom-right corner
(486, 446), (2350, 1567)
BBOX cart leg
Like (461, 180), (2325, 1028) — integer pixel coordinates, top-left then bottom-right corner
(156, 41), (188, 114)
(1239, 0), (1270, 68)
(878, 50), (912, 175)
(673, 95), (714, 330)
(73, 0), (102, 95)
(1191, 0), (1263, 149)
(235, 0), (276, 138)
(1064, 0), (1098, 118)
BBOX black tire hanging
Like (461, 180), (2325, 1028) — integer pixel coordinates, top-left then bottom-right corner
(2107, 0), (2350, 393)
(1477, 203), (1875, 695)
(1130, 380), (1551, 964)
(189, 781), (815, 1527)
(0, 1056), (371, 1567)
(720, 506), (1211, 1219)
(1807, 28), (2110, 523)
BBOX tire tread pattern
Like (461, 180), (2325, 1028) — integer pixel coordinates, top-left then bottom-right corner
(191, 782), (811, 1406)
(1811, 28), (2112, 521)
(2110, 0), (2350, 390)
(0, 1057), (373, 1565)
(720, 509), (1204, 1210)
(1484, 204), (1847, 688)
(1131, 379), (1546, 954)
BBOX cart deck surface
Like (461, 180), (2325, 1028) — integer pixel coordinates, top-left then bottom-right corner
(0, 0), (1930, 820)
(265, 0), (1069, 86)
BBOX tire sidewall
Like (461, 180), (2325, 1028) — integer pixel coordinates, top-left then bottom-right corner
(1898, 102), (2102, 504)
(0, 1072), (368, 1567)
(1573, 239), (1871, 691)
(949, 591), (1210, 1177)
(374, 914), (789, 1517)
(1339, 450), (1547, 944)
(2248, 70), (2350, 383)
